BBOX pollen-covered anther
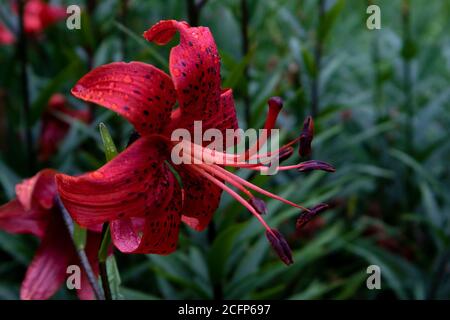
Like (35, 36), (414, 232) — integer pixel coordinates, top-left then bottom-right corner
(296, 203), (329, 230)
(265, 228), (293, 265)
(298, 116), (314, 157)
(297, 160), (335, 173)
(249, 197), (268, 215)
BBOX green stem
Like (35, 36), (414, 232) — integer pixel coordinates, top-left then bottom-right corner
(311, 0), (325, 118)
(17, 0), (35, 174)
(98, 223), (112, 300)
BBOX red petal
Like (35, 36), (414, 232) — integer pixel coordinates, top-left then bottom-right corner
(71, 62), (176, 135)
(39, 115), (69, 161)
(22, 0), (66, 35)
(177, 167), (222, 231)
(76, 232), (102, 300)
(56, 136), (174, 227)
(0, 23), (14, 45)
(168, 89), (239, 150)
(111, 173), (182, 254)
(20, 215), (74, 300)
(39, 95), (91, 161)
(39, 0), (67, 27)
(16, 169), (57, 211)
(144, 20), (222, 124)
(0, 199), (47, 238)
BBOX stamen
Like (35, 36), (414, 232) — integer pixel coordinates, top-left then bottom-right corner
(297, 160), (335, 173)
(189, 166), (276, 235)
(239, 96), (284, 161)
(296, 203), (329, 230)
(200, 164), (311, 213)
(249, 197), (268, 215)
(265, 228), (293, 265)
(299, 116), (314, 157)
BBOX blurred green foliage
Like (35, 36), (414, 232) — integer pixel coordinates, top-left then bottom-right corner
(0, 0), (449, 300)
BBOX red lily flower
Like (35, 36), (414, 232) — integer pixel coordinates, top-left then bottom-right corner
(0, 23), (15, 45)
(9, 0), (66, 37)
(0, 170), (101, 300)
(23, 0), (66, 36)
(39, 94), (91, 161)
(56, 20), (334, 264)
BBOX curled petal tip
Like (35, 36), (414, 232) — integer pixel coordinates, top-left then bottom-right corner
(296, 203), (329, 230)
(268, 96), (283, 111)
(249, 197), (268, 215)
(297, 160), (335, 173)
(265, 229), (294, 265)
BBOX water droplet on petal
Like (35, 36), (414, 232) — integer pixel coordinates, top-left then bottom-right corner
(124, 75), (132, 83)
(91, 171), (104, 179)
(73, 84), (85, 93)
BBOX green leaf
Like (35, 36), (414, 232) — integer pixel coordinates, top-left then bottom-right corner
(114, 21), (167, 70)
(106, 255), (123, 300)
(302, 48), (316, 77)
(208, 223), (246, 285)
(401, 38), (418, 60)
(99, 123), (118, 162)
(0, 232), (34, 266)
(0, 158), (20, 200)
(98, 225), (111, 263)
(30, 60), (82, 124)
(73, 222), (87, 250)
(319, 0), (345, 41)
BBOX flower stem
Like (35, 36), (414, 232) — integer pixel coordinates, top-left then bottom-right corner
(402, 0), (414, 154)
(98, 223), (112, 300)
(17, 0), (35, 174)
(311, 0), (325, 118)
(240, 0), (251, 127)
(120, 0), (129, 59)
(55, 195), (105, 300)
(186, 0), (208, 26)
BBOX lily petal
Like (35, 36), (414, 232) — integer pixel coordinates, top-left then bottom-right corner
(0, 199), (47, 238)
(16, 169), (57, 211)
(56, 136), (174, 227)
(177, 166), (222, 231)
(20, 215), (73, 300)
(111, 173), (182, 254)
(144, 20), (221, 124)
(71, 62), (176, 135)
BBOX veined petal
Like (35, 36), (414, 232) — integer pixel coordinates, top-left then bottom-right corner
(71, 62), (176, 135)
(16, 169), (57, 211)
(111, 173), (182, 254)
(0, 199), (47, 238)
(20, 215), (74, 300)
(144, 20), (221, 123)
(177, 166), (222, 231)
(56, 136), (174, 227)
